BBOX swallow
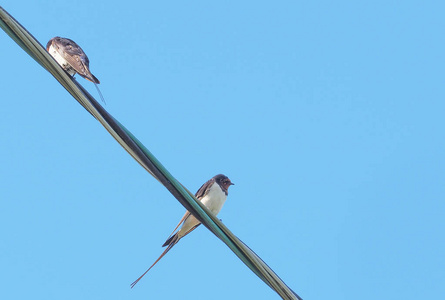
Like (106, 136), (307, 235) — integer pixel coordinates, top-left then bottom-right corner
(46, 36), (105, 104)
(130, 174), (234, 288)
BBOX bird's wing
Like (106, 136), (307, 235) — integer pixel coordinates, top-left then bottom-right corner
(53, 38), (99, 83)
(162, 177), (213, 244)
(194, 177), (214, 200)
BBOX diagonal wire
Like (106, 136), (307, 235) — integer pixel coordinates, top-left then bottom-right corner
(0, 6), (302, 300)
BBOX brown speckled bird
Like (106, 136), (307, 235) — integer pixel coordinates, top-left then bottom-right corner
(46, 36), (105, 104)
(46, 36), (100, 83)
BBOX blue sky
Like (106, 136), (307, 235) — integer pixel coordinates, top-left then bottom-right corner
(1, 1), (444, 299)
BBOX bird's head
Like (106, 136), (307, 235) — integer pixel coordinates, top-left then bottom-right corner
(214, 174), (234, 191)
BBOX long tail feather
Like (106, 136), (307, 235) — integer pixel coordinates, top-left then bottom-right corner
(130, 234), (180, 288)
(93, 83), (106, 105)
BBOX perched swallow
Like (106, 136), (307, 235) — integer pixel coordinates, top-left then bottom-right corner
(46, 36), (105, 103)
(130, 174), (234, 288)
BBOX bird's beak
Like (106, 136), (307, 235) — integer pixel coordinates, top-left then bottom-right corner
(230, 182), (235, 185)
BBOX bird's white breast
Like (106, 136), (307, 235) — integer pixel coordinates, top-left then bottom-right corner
(200, 183), (227, 215)
(48, 44), (76, 76)
(177, 183), (228, 238)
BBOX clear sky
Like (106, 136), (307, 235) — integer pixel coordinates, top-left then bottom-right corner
(1, 1), (444, 299)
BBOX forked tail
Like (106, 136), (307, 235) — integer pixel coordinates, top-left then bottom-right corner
(130, 234), (180, 288)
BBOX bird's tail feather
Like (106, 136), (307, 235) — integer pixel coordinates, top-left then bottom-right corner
(80, 72), (105, 104)
(162, 224), (200, 247)
(130, 234), (180, 288)
(93, 83), (106, 105)
(162, 233), (177, 247)
(164, 212), (190, 244)
(85, 73), (100, 84)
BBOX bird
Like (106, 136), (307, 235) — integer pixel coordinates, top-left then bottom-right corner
(130, 174), (234, 288)
(46, 36), (106, 104)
